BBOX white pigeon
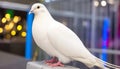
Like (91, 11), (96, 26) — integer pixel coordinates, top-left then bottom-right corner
(30, 3), (120, 69)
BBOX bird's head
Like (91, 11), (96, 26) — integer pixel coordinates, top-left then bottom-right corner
(29, 3), (48, 15)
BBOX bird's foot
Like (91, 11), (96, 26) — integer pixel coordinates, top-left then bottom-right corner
(45, 57), (58, 64)
(48, 61), (64, 67)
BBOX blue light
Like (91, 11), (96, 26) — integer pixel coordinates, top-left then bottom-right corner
(101, 18), (110, 61)
(25, 12), (34, 60)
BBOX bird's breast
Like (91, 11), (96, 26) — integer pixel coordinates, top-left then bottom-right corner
(32, 22), (48, 43)
(32, 21), (57, 56)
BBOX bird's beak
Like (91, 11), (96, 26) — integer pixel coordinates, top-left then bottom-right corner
(29, 7), (34, 14)
(29, 10), (33, 14)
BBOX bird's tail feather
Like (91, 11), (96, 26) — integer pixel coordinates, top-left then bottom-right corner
(95, 57), (120, 69)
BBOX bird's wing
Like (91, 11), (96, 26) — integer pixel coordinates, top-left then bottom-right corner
(47, 21), (93, 59)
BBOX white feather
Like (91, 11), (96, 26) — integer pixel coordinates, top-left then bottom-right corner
(30, 3), (120, 69)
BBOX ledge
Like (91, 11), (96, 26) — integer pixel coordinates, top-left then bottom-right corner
(26, 61), (79, 69)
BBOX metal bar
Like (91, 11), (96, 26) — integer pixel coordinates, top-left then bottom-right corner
(89, 48), (120, 55)
(90, 0), (96, 53)
(73, 1), (79, 33)
(114, 0), (119, 65)
(0, 1), (30, 11)
(25, 13), (34, 60)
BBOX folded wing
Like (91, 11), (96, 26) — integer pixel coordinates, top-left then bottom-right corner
(47, 22), (94, 59)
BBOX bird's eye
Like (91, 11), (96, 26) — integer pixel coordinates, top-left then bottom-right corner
(37, 6), (40, 9)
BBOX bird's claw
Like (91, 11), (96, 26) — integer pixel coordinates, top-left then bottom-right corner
(48, 61), (64, 67)
(45, 57), (58, 64)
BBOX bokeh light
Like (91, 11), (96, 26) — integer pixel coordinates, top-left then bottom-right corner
(101, 0), (107, 7)
(13, 16), (21, 23)
(21, 31), (26, 37)
(5, 13), (11, 21)
(108, 0), (114, 5)
(94, 0), (99, 7)
(5, 34), (11, 39)
(0, 27), (3, 33)
(5, 13), (10, 19)
(4, 22), (15, 31)
(11, 30), (16, 36)
(4, 25), (9, 31)
(1, 17), (6, 23)
(9, 22), (14, 30)
(17, 25), (22, 31)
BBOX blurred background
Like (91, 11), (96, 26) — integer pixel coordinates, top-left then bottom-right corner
(0, 0), (120, 69)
